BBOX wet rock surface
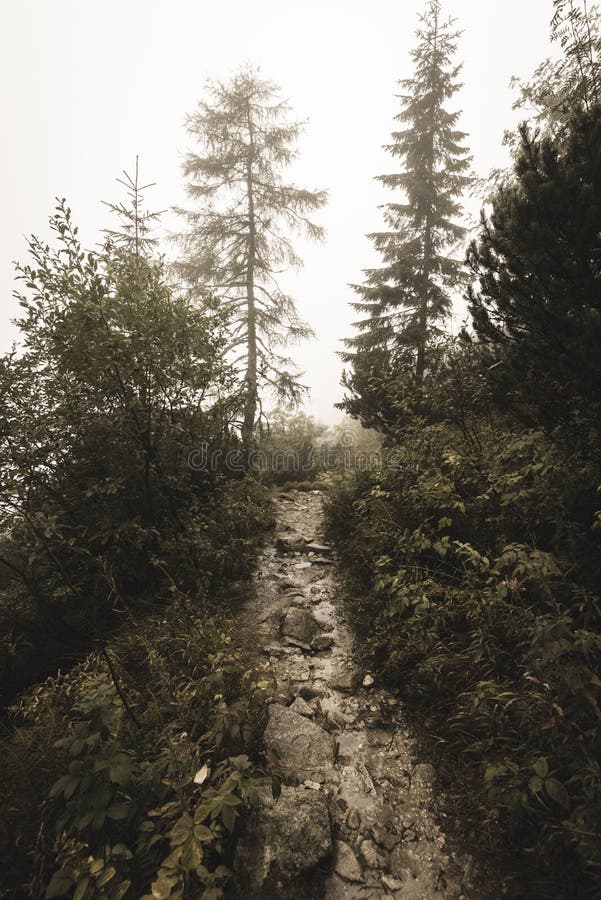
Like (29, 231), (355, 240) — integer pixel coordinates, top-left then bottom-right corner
(233, 490), (478, 898)
(281, 606), (322, 647)
(264, 703), (336, 784)
(234, 784), (332, 894)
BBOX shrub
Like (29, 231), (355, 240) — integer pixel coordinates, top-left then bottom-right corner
(0, 199), (271, 703)
(326, 416), (601, 896)
(1, 589), (272, 899)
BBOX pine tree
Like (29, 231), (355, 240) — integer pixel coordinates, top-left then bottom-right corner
(468, 103), (601, 450)
(341, 0), (471, 393)
(175, 67), (326, 445)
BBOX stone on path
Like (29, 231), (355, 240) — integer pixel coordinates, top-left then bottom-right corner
(235, 489), (475, 899)
(276, 531), (307, 553)
(299, 682), (328, 700)
(336, 763), (378, 815)
(360, 838), (387, 870)
(305, 541), (333, 554)
(289, 696), (314, 717)
(311, 633), (335, 652)
(263, 643), (293, 659)
(347, 808), (361, 830)
(311, 556), (336, 566)
(333, 840), (364, 883)
(281, 607), (322, 647)
(329, 669), (362, 693)
(234, 784), (332, 894)
(390, 845), (419, 880)
(381, 874), (404, 892)
(320, 695), (355, 730)
(264, 703), (336, 784)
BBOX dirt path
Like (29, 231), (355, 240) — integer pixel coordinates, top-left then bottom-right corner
(233, 489), (477, 899)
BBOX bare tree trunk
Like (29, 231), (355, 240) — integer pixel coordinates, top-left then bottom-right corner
(415, 207), (433, 384)
(415, 7), (438, 385)
(242, 103), (258, 448)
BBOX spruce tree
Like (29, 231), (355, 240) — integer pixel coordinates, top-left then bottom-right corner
(175, 67), (326, 445)
(341, 0), (471, 398)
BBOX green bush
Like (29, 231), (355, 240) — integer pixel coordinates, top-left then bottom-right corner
(0, 192), (274, 899)
(326, 416), (601, 896)
(0, 200), (271, 703)
(0, 588), (272, 900)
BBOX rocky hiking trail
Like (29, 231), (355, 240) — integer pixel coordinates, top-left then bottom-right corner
(231, 489), (479, 899)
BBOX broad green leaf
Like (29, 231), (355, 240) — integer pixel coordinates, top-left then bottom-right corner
(545, 778), (570, 809)
(45, 871), (73, 899)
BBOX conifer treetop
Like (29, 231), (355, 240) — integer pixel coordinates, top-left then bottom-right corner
(343, 1), (471, 368)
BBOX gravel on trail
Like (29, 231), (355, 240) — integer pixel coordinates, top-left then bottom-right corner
(232, 489), (479, 899)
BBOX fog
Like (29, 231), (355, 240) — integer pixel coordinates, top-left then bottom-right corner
(0, 0), (554, 422)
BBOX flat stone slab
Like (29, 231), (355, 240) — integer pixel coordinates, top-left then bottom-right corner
(305, 541), (333, 554)
(336, 763), (378, 815)
(320, 695), (356, 730)
(276, 531), (307, 553)
(311, 556), (336, 566)
(264, 703), (336, 784)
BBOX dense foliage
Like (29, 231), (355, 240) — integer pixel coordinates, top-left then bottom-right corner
(1, 594), (272, 900)
(4, 2), (601, 898)
(0, 190), (272, 898)
(330, 3), (601, 894)
(255, 409), (329, 486)
(254, 408), (383, 487)
(327, 374), (601, 896)
(508, 0), (600, 142)
(469, 104), (601, 449)
(329, 66), (601, 900)
(0, 197), (259, 700)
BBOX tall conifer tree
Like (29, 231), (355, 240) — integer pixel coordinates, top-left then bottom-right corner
(175, 68), (325, 446)
(342, 1), (471, 390)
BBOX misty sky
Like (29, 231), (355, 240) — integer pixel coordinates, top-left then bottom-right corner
(1, 1), (555, 423)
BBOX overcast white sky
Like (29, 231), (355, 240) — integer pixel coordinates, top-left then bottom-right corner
(0, 0), (555, 422)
